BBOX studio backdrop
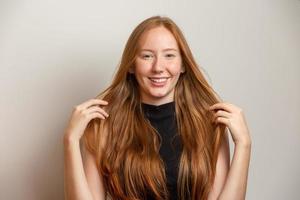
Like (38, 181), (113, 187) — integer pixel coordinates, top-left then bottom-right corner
(0, 0), (299, 199)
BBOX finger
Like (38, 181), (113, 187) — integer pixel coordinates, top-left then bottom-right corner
(214, 110), (231, 119)
(209, 102), (234, 113)
(86, 106), (109, 117)
(88, 112), (106, 120)
(214, 116), (230, 126)
(79, 98), (108, 110)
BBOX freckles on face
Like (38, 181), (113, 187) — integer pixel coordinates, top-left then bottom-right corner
(132, 26), (183, 103)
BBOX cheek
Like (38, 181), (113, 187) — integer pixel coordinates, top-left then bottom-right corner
(134, 60), (151, 75)
(168, 63), (182, 76)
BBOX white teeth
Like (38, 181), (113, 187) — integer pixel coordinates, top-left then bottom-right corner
(149, 78), (168, 83)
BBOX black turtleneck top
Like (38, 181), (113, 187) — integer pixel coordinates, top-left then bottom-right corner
(141, 101), (183, 200)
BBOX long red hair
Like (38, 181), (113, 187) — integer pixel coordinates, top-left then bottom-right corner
(83, 15), (226, 200)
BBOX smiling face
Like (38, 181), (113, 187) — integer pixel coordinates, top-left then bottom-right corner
(131, 26), (184, 105)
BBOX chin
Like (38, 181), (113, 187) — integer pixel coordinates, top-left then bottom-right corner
(149, 89), (171, 98)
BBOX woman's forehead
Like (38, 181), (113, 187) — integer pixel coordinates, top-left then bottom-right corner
(137, 27), (179, 51)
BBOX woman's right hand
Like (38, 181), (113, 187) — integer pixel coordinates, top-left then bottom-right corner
(63, 98), (109, 143)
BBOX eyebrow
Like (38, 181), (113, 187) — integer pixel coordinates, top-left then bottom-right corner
(140, 48), (178, 52)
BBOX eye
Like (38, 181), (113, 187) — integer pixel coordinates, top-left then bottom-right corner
(166, 54), (175, 58)
(141, 54), (153, 59)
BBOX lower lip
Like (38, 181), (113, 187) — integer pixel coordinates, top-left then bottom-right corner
(149, 78), (169, 87)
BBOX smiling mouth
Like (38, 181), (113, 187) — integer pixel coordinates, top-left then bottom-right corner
(148, 77), (170, 83)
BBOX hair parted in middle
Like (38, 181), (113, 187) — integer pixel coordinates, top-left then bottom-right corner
(83, 15), (226, 200)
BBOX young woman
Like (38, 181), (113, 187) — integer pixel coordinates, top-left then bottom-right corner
(63, 16), (252, 200)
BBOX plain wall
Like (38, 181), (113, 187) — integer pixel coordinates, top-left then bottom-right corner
(1, 0), (299, 199)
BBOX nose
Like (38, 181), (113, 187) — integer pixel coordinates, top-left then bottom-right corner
(152, 55), (164, 73)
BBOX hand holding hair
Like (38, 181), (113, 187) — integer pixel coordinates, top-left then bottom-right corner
(209, 102), (251, 146)
(64, 98), (109, 143)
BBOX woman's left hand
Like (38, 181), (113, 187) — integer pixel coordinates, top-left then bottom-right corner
(209, 102), (251, 146)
